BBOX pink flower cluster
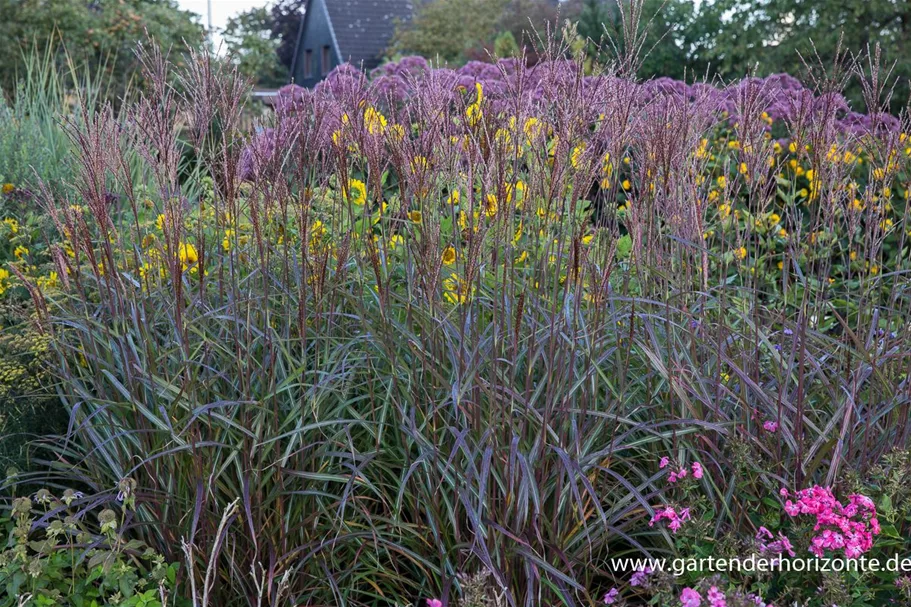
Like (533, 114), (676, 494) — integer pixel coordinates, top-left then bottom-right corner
(649, 505), (692, 533)
(781, 486), (880, 558)
(660, 457), (704, 483)
(762, 421), (779, 433)
(681, 587), (702, 607)
(680, 587), (771, 607)
(755, 526), (796, 557)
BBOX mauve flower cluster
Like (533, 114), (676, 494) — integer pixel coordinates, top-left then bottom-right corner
(277, 56), (897, 134)
(780, 486), (881, 558)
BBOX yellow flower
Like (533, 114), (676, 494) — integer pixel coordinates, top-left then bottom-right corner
(622, 179), (631, 190)
(0, 267), (9, 295)
(156, 214), (166, 231)
(484, 194), (498, 218)
(442, 245), (456, 266)
(738, 162), (748, 175)
(410, 156), (430, 173)
(310, 220), (327, 240)
(716, 175), (727, 188)
(363, 106), (387, 135)
(571, 145), (586, 169)
(178, 243), (198, 270)
(2, 218), (18, 234)
(389, 234), (404, 250)
(37, 272), (58, 290)
(408, 210), (423, 224)
(466, 103), (482, 127)
(446, 190), (461, 205)
(718, 203), (732, 219)
(346, 179), (367, 206)
(516, 250), (528, 263)
(523, 117), (542, 142)
(13, 245), (29, 260)
(1, 183), (14, 194)
(734, 246), (747, 260)
(222, 229), (235, 252)
(443, 274), (473, 304)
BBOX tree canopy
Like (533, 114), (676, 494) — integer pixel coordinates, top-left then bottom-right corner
(0, 0), (205, 99)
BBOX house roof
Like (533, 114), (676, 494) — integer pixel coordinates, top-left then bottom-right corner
(321, 0), (414, 70)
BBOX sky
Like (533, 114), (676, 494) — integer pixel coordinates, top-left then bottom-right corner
(177, 0), (273, 48)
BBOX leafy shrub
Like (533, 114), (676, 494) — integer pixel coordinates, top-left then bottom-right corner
(15, 27), (911, 607)
(0, 483), (180, 606)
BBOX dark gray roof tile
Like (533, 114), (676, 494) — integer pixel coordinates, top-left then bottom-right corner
(324, 0), (414, 70)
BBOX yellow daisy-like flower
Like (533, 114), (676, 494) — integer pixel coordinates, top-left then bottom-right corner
(443, 274), (473, 305)
(408, 210), (423, 224)
(37, 272), (59, 290)
(446, 190), (461, 205)
(178, 243), (198, 270)
(363, 106), (387, 135)
(222, 229), (235, 252)
(442, 245), (456, 266)
(2, 218), (18, 234)
(484, 194), (498, 218)
(523, 117), (542, 142)
(346, 179), (367, 206)
(389, 234), (404, 250)
(1, 183), (14, 194)
(716, 175), (727, 188)
(0, 267), (10, 295)
(466, 103), (482, 127)
(13, 245), (29, 260)
(734, 246), (747, 260)
(156, 214), (166, 231)
(571, 145), (586, 169)
(411, 156), (430, 174)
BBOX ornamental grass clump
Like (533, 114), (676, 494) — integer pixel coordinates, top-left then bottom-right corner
(9, 18), (911, 607)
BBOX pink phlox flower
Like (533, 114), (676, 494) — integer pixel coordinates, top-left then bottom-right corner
(784, 485), (879, 558)
(691, 462), (704, 479)
(649, 506), (690, 533)
(680, 587), (702, 607)
(603, 588), (620, 604)
(707, 586), (727, 607)
(763, 421), (779, 433)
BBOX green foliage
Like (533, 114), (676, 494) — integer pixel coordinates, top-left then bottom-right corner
(0, 488), (182, 607)
(223, 6), (287, 88)
(390, 0), (558, 64)
(391, 0), (509, 63)
(0, 0), (205, 102)
(697, 0), (911, 106)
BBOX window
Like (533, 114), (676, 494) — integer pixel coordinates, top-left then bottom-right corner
(321, 45), (331, 76)
(304, 49), (313, 78)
